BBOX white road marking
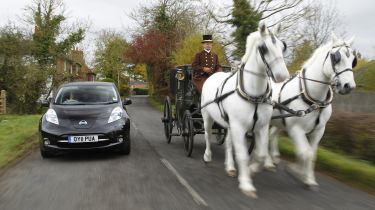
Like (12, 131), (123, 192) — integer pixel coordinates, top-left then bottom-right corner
(131, 122), (138, 130)
(160, 158), (208, 207)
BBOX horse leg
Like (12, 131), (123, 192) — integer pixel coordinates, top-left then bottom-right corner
(225, 128), (236, 177)
(269, 126), (281, 164)
(230, 123), (257, 198)
(264, 126), (280, 170)
(287, 127), (314, 185)
(202, 111), (214, 162)
(304, 127), (325, 188)
(249, 124), (269, 175)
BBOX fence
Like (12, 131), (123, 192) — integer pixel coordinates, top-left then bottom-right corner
(0, 90), (6, 114)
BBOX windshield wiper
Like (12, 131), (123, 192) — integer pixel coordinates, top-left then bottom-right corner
(100, 101), (118, 104)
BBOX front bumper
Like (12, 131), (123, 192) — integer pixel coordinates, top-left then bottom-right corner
(39, 118), (130, 151)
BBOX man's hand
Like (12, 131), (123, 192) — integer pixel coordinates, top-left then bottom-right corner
(203, 67), (211, 73)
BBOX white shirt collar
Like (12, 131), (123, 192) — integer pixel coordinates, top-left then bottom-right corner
(204, 49), (211, 53)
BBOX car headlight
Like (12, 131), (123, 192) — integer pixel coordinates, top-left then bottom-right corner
(45, 109), (59, 125)
(108, 106), (124, 123)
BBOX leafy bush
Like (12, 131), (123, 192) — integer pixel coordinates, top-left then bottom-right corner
(322, 112), (375, 163)
(354, 60), (375, 91)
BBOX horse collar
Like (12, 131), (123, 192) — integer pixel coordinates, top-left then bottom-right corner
(299, 69), (333, 108)
(236, 68), (272, 104)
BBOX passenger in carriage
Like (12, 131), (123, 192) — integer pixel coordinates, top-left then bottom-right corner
(192, 34), (222, 93)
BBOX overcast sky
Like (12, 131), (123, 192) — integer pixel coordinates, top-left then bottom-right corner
(1, 0), (374, 63)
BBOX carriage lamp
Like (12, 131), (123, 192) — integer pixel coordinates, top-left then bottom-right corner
(176, 71), (185, 81)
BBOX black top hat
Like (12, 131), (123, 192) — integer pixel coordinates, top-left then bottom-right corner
(202, 35), (213, 43)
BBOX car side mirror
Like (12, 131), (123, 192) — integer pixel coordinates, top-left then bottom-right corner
(41, 99), (50, 107)
(123, 98), (132, 106)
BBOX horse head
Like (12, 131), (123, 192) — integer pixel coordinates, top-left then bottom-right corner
(324, 33), (357, 94)
(257, 22), (290, 83)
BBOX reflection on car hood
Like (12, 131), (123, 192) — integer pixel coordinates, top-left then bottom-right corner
(52, 104), (119, 129)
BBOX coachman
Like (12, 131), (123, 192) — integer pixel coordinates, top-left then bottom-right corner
(192, 35), (222, 93)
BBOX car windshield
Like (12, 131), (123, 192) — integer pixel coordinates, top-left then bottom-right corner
(54, 85), (118, 105)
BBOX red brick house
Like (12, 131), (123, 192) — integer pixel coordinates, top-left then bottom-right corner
(56, 48), (96, 82)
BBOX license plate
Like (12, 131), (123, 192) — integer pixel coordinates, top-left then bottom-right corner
(68, 135), (99, 143)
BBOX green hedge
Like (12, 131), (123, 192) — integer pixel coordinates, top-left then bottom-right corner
(133, 88), (148, 95)
(322, 112), (375, 164)
(99, 78), (116, 83)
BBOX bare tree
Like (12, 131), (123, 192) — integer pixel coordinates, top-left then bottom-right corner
(286, 0), (344, 49)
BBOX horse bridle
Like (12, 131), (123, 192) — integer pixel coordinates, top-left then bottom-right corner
(331, 44), (357, 74)
(299, 45), (357, 87)
(235, 41), (284, 103)
(257, 43), (284, 82)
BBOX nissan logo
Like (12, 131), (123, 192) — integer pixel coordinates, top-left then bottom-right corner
(78, 120), (88, 125)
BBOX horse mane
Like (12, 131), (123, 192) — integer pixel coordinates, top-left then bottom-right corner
(240, 32), (261, 64)
(302, 39), (347, 69)
(301, 42), (332, 69)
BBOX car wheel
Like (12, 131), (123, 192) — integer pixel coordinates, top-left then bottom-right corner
(40, 148), (54, 158)
(119, 132), (131, 155)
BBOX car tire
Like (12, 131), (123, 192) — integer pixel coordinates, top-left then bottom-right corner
(40, 148), (54, 158)
(119, 132), (130, 155)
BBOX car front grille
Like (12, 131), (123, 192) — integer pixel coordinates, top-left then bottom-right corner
(56, 141), (112, 149)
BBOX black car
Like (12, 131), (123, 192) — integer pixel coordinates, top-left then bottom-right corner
(39, 82), (132, 158)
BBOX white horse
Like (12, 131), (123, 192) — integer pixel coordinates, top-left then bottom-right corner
(264, 34), (357, 189)
(201, 22), (290, 198)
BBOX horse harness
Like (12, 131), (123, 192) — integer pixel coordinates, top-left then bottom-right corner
(199, 43), (274, 134)
(273, 69), (332, 134)
(273, 43), (357, 134)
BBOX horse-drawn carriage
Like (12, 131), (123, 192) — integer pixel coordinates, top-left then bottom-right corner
(160, 22), (358, 197)
(161, 64), (231, 156)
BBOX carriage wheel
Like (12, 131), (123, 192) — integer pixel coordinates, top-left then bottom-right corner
(246, 132), (256, 154)
(163, 96), (173, 144)
(182, 110), (194, 157)
(216, 128), (227, 145)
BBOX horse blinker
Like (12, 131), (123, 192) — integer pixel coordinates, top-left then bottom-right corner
(331, 51), (341, 65)
(352, 56), (357, 68)
(259, 43), (268, 54)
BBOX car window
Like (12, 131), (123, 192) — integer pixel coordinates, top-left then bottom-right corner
(54, 85), (118, 105)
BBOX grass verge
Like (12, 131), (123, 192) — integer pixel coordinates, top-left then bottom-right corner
(149, 96), (164, 112)
(279, 137), (375, 194)
(0, 115), (41, 170)
(149, 97), (375, 194)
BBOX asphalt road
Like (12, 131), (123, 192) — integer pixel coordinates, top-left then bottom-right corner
(0, 95), (374, 210)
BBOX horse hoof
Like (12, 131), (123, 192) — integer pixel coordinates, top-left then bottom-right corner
(241, 190), (258, 199)
(272, 156), (281, 165)
(202, 157), (209, 165)
(227, 169), (237, 177)
(203, 154), (212, 163)
(264, 165), (277, 172)
(304, 184), (319, 192)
